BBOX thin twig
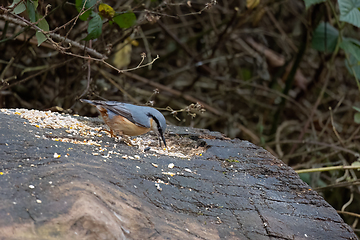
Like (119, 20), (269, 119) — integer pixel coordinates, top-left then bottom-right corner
(0, 58), (76, 90)
(0, 11), (106, 59)
(121, 71), (223, 116)
(295, 165), (360, 174)
(329, 107), (345, 147)
(97, 68), (140, 104)
(288, 30), (342, 155)
(101, 54), (159, 73)
(78, 41), (93, 99)
(341, 193), (354, 212)
(337, 210), (360, 219)
(0, 57), (15, 82)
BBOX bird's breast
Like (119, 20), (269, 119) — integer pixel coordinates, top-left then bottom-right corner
(109, 115), (151, 136)
(96, 106), (152, 136)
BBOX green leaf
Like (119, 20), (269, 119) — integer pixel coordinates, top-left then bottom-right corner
(36, 32), (47, 46)
(36, 15), (49, 46)
(311, 22), (339, 52)
(340, 38), (360, 62)
(75, 0), (97, 11)
(37, 16), (49, 31)
(303, 0), (326, 9)
(351, 161), (360, 168)
(90, 11), (98, 18)
(299, 173), (311, 184)
(113, 12), (137, 29)
(355, 113), (360, 124)
(75, 0), (97, 21)
(83, 14), (102, 41)
(26, 0), (36, 22)
(345, 53), (360, 78)
(11, 0), (26, 14)
(80, 10), (91, 21)
(33, 0), (38, 9)
(353, 106), (360, 112)
(75, 0), (82, 10)
(338, 0), (360, 27)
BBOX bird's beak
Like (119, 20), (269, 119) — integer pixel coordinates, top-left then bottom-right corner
(160, 133), (167, 148)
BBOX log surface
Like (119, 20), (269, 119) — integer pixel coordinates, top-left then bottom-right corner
(0, 109), (357, 240)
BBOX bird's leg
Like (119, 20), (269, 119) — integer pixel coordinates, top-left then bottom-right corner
(113, 131), (134, 146)
(98, 128), (117, 138)
(118, 134), (134, 146)
(99, 128), (134, 146)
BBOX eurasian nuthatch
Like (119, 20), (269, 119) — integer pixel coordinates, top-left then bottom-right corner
(81, 99), (167, 147)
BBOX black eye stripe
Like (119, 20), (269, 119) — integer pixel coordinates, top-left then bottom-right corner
(148, 114), (161, 131)
(148, 113), (166, 147)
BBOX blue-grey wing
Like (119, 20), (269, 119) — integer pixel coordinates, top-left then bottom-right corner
(106, 102), (151, 128)
(81, 99), (151, 128)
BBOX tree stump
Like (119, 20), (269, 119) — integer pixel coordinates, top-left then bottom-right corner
(0, 109), (357, 240)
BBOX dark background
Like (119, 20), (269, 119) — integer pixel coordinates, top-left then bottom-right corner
(0, 0), (359, 235)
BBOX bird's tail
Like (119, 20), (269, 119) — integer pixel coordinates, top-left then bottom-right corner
(80, 99), (101, 106)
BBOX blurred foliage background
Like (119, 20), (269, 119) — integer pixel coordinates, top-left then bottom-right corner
(1, 0), (360, 235)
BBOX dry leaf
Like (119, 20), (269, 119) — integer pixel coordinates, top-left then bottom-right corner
(111, 38), (136, 69)
(247, 0), (260, 9)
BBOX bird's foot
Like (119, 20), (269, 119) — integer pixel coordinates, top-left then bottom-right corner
(98, 128), (117, 138)
(121, 135), (135, 146)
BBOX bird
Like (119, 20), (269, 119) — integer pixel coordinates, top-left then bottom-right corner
(80, 99), (167, 147)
